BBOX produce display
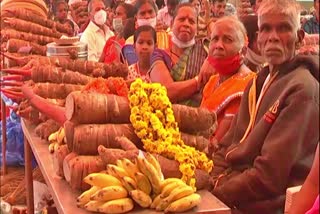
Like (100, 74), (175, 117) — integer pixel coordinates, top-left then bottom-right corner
(77, 154), (202, 213)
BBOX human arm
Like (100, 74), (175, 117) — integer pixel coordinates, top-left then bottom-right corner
(289, 144), (319, 214)
(212, 89), (319, 207)
(149, 60), (199, 103)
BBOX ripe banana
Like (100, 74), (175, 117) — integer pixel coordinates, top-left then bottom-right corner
(97, 198), (134, 214)
(150, 194), (162, 209)
(57, 128), (65, 144)
(164, 193), (201, 213)
(77, 186), (100, 207)
(84, 200), (105, 212)
(83, 173), (122, 188)
(108, 164), (129, 178)
(136, 156), (149, 177)
(144, 153), (162, 179)
(134, 172), (152, 195)
(106, 165), (121, 179)
(121, 176), (137, 192)
(48, 131), (58, 143)
(116, 159), (124, 169)
(164, 185), (195, 204)
(121, 158), (140, 179)
(160, 181), (187, 198)
(48, 142), (59, 154)
(129, 189), (152, 208)
(160, 178), (186, 191)
(155, 198), (170, 211)
(142, 158), (162, 194)
(90, 185), (128, 202)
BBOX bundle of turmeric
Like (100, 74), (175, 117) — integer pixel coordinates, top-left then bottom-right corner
(1, 0), (49, 18)
(6, 39), (46, 55)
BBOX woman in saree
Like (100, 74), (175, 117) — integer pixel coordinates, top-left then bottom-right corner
(149, 3), (209, 106)
(201, 16), (255, 141)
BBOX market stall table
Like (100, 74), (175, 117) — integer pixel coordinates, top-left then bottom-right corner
(21, 119), (231, 214)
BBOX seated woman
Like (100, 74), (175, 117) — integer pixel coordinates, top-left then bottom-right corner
(149, 3), (209, 106)
(124, 0), (170, 49)
(99, 3), (136, 63)
(201, 16), (255, 142)
(127, 25), (157, 82)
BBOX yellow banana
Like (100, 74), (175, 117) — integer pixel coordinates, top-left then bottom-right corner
(90, 185), (128, 202)
(129, 189), (152, 208)
(97, 198), (134, 214)
(121, 158), (140, 179)
(57, 128), (65, 145)
(134, 172), (152, 195)
(142, 158), (162, 194)
(150, 194), (162, 209)
(84, 200), (105, 212)
(160, 181), (187, 198)
(155, 198), (170, 211)
(106, 165), (120, 179)
(144, 153), (162, 179)
(116, 159), (124, 169)
(160, 178), (186, 191)
(164, 185), (195, 204)
(83, 173), (122, 188)
(136, 156), (149, 177)
(121, 176), (137, 192)
(48, 131), (58, 143)
(164, 193), (201, 213)
(108, 164), (130, 178)
(77, 186), (100, 207)
(48, 142), (56, 153)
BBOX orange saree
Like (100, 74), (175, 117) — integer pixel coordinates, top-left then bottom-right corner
(201, 67), (255, 141)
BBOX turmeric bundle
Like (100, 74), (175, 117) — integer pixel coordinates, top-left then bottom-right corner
(1, 29), (57, 45)
(33, 83), (84, 99)
(6, 39), (46, 55)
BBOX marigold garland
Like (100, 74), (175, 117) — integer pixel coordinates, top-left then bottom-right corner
(129, 79), (213, 187)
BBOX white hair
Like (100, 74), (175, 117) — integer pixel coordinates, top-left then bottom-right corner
(257, 0), (301, 31)
(213, 16), (247, 48)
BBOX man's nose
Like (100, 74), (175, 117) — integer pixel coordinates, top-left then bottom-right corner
(268, 29), (280, 42)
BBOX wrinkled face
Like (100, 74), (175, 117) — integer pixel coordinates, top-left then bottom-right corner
(257, 13), (299, 66)
(137, 3), (156, 19)
(209, 22), (243, 58)
(134, 31), (155, 61)
(56, 3), (68, 20)
(115, 5), (128, 21)
(172, 6), (197, 42)
(211, 1), (226, 18)
(90, 1), (106, 18)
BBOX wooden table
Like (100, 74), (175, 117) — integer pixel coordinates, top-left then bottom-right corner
(21, 119), (231, 214)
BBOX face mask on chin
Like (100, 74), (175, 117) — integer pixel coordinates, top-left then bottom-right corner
(112, 18), (123, 33)
(136, 17), (157, 28)
(171, 32), (195, 49)
(94, 9), (107, 26)
(207, 52), (242, 76)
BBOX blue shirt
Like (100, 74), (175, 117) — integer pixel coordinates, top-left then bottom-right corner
(302, 16), (319, 34)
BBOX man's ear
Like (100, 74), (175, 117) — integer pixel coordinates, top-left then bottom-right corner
(296, 29), (305, 49)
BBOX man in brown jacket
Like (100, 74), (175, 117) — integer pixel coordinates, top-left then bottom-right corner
(209, 0), (319, 213)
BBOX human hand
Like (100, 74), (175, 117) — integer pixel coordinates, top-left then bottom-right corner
(198, 58), (216, 89)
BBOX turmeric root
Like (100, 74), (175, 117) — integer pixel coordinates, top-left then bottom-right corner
(33, 83), (83, 99)
(53, 145), (70, 178)
(98, 145), (139, 165)
(35, 119), (60, 139)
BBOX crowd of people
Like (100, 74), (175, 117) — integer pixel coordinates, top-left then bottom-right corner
(45, 0), (319, 213)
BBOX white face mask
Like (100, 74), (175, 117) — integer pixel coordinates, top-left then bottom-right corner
(171, 32), (195, 49)
(94, 9), (107, 26)
(113, 18), (123, 33)
(137, 17), (157, 28)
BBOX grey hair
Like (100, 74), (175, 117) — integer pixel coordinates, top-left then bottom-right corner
(213, 16), (247, 48)
(88, 0), (104, 13)
(257, 0), (301, 31)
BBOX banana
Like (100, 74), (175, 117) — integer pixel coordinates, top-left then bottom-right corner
(116, 159), (124, 169)
(106, 165), (120, 179)
(77, 186), (100, 207)
(48, 142), (56, 153)
(150, 194), (162, 209)
(129, 189), (152, 208)
(84, 200), (105, 212)
(97, 198), (134, 214)
(134, 172), (152, 195)
(48, 131), (58, 143)
(121, 176), (138, 192)
(121, 158), (140, 179)
(57, 128), (65, 144)
(155, 198), (170, 211)
(160, 178), (186, 191)
(83, 173), (122, 188)
(108, 164), (130, 178)
(136, 156), (149, 177)
(160, 181), (187, 198)
(164, 193), (201, 213)
(142, 158), (162, 194)
(164, 185), (195, 204)
(90, 185), (128, 202)
(144, 153), (162, 179)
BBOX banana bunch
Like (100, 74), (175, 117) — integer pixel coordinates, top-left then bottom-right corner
(48, 127), (65, 153)
(150, 177), (201, 212)
(77, 173), (134, 213)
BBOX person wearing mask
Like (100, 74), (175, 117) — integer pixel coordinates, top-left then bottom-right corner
(207, 0), (319, 213)
(157, 0), (179, 30)
(149, 3), (209, 106)
(302, 0), (319, 34)
(80, 0), (114, 61)
(201, 16), (255, 142)
(99, 3), (135, 63)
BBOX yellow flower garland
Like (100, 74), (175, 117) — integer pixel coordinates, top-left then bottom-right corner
(129, 79), (213, 187)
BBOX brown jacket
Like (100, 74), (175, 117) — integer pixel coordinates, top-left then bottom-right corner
(210, 55), (319, 213)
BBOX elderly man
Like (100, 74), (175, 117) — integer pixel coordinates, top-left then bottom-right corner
(208, 0), (319, 213)
(80, 0), (114, 61)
